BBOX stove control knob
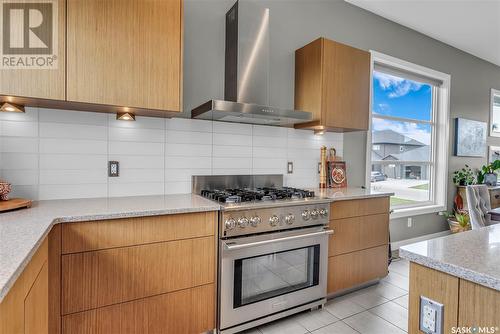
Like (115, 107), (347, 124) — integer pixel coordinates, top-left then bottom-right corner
(269, 215), (280, 227)
(301, 210), (311, 221)
(319, 208), (328, 218)
(250, 216), (261, 227)
(285, 214), (295, 225)
(237, 217), (249, 228)
(311, 209), (319, 219)
(225, 218), (236, 230)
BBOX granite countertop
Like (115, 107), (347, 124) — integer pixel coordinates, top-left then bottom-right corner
(312, 187), (394, 201)
(0, 194), (220, 303)
(400, 224), (500, 291)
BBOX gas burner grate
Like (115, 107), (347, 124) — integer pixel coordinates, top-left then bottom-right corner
(200, 187), (315, 203)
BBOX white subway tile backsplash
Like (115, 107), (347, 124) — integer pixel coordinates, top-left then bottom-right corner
(165, 181), (191, 195)
(213, 133), (252, 146)
(40, 154), (107, 170)
(108, 155), (164, 169)
(1, 170), (38, 186)
(0, 108), (343, 200)
(1, 153), (38, 169)
(109, 182), (164, 197)
(213, 145), (252, 157)
(213, 121), (252, 135)
(109, 141), (163, 156)
(167, 118), (212, 132)
(166, 156), (211, 169)
(39, 184), (107, 200)
(109, 126), (164, 143)
(166, 130), (212, 145)
(166, 143), (212, 157)
(165, 168), (211, 182)
(0, 137), (38, 153)
(39, 109), (107, 125)
(108, 168), (164, 183)
(0, 121), (38, 137)
(40, 138), (107, 154)
(213, 157), (252, 169)
(39, 122), (107, 140)
(40, 169), (107, 185)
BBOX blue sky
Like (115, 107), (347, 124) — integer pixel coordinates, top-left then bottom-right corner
(372, 71), (432, 145)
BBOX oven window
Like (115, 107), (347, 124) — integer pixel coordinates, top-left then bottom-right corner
(233, 245), (320, 308)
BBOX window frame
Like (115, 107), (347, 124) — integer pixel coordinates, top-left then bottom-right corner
(366, 51), (451, 219)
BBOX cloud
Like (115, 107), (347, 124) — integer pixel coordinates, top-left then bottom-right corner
(372, 117), (431, 145)
(373, 71), (423, 98)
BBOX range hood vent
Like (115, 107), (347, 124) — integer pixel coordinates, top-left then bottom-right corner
(191, 1), (312, 126)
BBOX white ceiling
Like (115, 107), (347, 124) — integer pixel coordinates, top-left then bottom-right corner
(345, 0), (500, 67)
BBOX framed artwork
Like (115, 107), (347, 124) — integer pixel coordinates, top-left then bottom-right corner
(454, 118), (487, 157)
(489, 89), (500, 137)
(489, 146), (500, 163)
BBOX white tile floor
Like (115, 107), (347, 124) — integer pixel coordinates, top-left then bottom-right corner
(242, 259), (409, 334)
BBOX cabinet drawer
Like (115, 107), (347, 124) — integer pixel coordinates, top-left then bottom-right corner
(62, 236), (215, 315)
(62, 211), (216, 254)
(327, 245), (388, 294)
(330, 197), (390, 219)
(62, 284), (215, 334)
(329, 213), (389, 256)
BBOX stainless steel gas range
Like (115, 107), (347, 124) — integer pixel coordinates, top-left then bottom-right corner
(192, 175), (333, 334)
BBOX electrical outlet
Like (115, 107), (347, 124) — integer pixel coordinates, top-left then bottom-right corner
(287, 162), (293, 174)
(407, 217), (413, 227)
(108, 161), (119, 177)
(420, 296), (444, 334)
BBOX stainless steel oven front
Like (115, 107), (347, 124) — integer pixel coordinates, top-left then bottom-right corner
(219, 226), (332, 332)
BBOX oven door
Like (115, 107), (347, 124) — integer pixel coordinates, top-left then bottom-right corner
(219, 226), (332, 330)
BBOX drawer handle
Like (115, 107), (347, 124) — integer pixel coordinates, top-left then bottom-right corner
(495, 195), (499, 199)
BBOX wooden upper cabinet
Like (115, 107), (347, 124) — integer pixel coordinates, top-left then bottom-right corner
(0, 0), (65, 100)
(294, 38), (370, 132)
(66, 0), (182, 112)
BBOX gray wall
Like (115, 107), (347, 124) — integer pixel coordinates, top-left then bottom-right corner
(183, 0), (500, 242)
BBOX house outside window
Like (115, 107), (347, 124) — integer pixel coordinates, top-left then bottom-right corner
(367, 52), (451, 218)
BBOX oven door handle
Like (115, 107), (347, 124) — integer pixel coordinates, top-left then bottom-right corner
(223, 229), (334, 251)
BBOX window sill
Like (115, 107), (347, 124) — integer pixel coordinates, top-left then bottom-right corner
(390, 204), (446, 219)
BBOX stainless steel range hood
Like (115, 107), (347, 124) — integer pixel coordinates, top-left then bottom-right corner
(191, 1), (312, 126)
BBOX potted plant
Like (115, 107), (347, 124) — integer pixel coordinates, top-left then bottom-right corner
(452, 165), (476, 186)
(477, 160), (500, 186)
(440, 210), (471, 233)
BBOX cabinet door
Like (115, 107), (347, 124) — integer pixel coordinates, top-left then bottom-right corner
(25, 262), (49, 334)
(0, 0), (65, 100)
(322, 39), (370, 131)
(62, 284), (215, 334)
(327, 245), (388, 294)
(67, 0), (182, 111)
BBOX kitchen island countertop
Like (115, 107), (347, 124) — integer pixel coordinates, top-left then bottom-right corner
(400, 224), (500, 291)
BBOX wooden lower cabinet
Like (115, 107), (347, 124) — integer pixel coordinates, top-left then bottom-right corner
(408, 263), (459, 333)
(327, 197), (390, 294)
(62, 284), (215, 334)
(0, 238), (49, 334)
(409, 262), (500, 333)
(61, 236), (215, 314)
(458, 279), (500, 328)
(327, 245), (388, 293)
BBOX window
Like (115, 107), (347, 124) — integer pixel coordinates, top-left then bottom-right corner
(367, 52), (450, 218)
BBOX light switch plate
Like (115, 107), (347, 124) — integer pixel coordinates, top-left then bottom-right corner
(419, 296), (444, 334)
(287, 162), (293, 174)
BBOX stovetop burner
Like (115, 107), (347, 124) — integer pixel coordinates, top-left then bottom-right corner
(200, 187), (315, 203)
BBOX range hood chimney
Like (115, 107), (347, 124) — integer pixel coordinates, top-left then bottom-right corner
(191, 1), (312, 126)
